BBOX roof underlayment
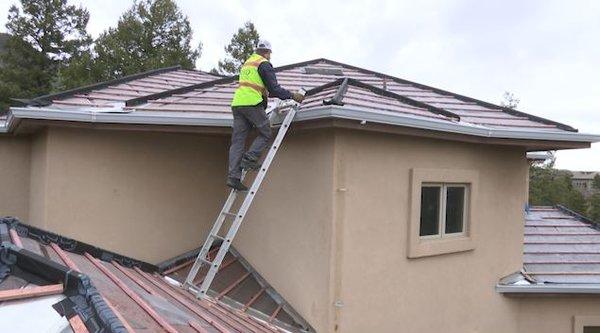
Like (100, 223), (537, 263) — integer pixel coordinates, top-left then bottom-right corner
(0, 217), (313, 332)
(497, 206), (600, 294)
(3, 58), (599, 145)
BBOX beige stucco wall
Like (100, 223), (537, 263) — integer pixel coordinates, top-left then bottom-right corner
(332, 129), (528, 333)
(29, 130), (48, 228)
(235, 129), (336, 333)
(0, 135), (31, 220)
(8, 122), (592, 333)
(517, 297), (600, 332)
(27, 126), (228, 263)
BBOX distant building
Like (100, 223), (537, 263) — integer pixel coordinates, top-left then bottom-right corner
(571, 171), (599, 197)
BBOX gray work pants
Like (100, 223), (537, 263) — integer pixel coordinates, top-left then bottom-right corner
(228, 105), (272, 179)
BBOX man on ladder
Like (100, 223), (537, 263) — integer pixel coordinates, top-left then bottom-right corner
(227, 40), (305, 191)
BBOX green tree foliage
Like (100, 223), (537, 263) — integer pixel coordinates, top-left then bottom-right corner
(0, 0), (91, 111)
(500, 91), (520, 109)
(590, 193), (600, 222)
(529, 165), (587, 213)
(88, 0), (200, 82)
(216, 21), (260, 75)
(593, 174), (600, 191)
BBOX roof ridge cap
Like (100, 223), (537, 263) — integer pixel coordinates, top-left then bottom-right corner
(556, 204), (599, 227)
(342, 78), (460, 120)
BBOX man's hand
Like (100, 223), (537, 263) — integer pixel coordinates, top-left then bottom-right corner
(292, 92), (305, 103)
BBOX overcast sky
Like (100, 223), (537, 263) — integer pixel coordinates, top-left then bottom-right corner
(1, 0), (598, 170)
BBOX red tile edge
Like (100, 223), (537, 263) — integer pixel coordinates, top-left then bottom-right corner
(83, 253), (178, 333)
(49, 244), (135, 333)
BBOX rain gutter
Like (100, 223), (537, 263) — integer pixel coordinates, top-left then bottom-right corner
(496, 283), (600, 294)
(7, 105), (600, 143)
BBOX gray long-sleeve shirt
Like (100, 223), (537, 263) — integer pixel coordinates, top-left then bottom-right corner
(257, 61), (293, 108)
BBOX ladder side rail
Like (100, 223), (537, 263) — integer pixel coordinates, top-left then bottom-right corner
(184, 173), (246, 286)
(196, 106), (298, 297)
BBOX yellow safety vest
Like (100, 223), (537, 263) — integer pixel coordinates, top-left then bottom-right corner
(231, 53), (269, 107)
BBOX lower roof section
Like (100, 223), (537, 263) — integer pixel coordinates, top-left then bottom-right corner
(0, 217), (313, 332)
(498, 205), (600, 296)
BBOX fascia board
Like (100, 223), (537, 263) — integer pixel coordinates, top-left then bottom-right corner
(9, 106), (232, 127)
(496, 283), (600, 294)
(296, 106), (600, 143)
(7, 105), (600, 143)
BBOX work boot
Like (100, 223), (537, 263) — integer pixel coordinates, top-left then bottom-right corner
(240, 153), (261, 170)
(226, 177), (248, 191)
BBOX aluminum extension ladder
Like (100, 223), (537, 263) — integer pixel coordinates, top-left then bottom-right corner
(184, 98), (302, 299)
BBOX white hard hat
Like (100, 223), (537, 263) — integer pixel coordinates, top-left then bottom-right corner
(256, 39), (272, 52)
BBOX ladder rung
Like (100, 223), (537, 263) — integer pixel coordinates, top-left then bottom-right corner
(210, 234), (225, 241)
(221, 211), (237, 217)
(200, 258), (214, 266)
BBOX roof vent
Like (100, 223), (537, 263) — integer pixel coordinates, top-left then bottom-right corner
(303, 67), (344, 76)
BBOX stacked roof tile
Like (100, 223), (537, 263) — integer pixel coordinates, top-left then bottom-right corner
(0, 217), (312, 332)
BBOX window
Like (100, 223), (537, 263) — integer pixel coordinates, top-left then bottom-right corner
(408, 169), (478, 258)
(419, 184), (468, 238)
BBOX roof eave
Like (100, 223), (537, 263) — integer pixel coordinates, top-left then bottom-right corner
(9, 106), (232, 127)
(496, 283), (600, 295)
(7, 105), (600, 144)
(299, 106), (600, 143)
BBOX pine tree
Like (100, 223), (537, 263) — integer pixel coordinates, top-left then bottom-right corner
(0, 0), (91, 111)
(529, 165), (588, 213)
(89, 0), (201, 81)
(216, 21), (260, 75)
(589, 193), (600, 222)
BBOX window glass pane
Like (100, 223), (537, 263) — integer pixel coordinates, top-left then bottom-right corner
(445, 186), (465, 234)
(584, 327), (600, 333)
(420, 186), (440, 236)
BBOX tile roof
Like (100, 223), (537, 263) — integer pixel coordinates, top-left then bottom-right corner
(497, 206), (600, 294)
(523, 206), (600, 284)
(37, 66), (220, 108)
(8, 58), (600, 144)
(0, 217), (312, 332)
(126, 59), (575, 132)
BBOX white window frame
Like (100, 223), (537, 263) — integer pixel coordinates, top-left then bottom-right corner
(419, 183), (469, 240)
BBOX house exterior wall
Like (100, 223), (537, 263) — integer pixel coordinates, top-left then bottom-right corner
(332, 129), (528, 333)
(517, 297), (600, 332)
(7, 123), (599, 333)
(27, 126), (228, 263)
(235, 129), (336, 333)
(0, 135), (31, 221)
(29, 130), (50, 228)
